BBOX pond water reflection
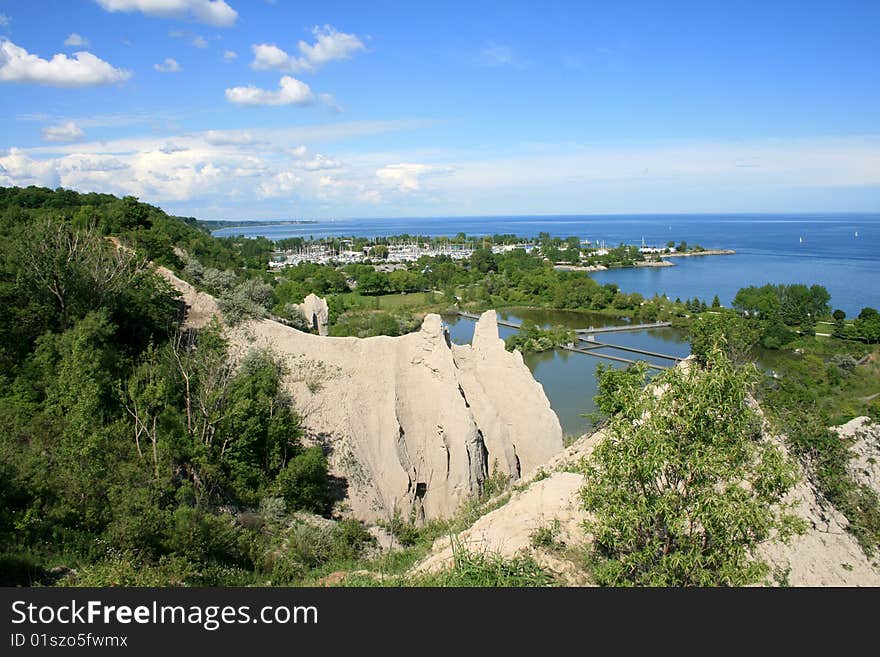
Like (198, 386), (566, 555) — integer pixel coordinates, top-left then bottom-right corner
(444, 308), (691, 438)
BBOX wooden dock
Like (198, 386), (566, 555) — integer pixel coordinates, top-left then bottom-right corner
(577, 337), (684, 362)
(456, 312), (670, 334)
(576, 321), (672, 334)
(561, 345), (668, 370)
(455, 312), (681, 368)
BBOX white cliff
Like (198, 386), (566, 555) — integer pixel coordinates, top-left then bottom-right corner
(294, 293), (330, 336)
(157, 267), (563, 523)
(229, 312), (563, 523)
(452, 310), (564, 479)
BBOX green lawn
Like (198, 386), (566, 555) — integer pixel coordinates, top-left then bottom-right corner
(335, 291), (447, 311)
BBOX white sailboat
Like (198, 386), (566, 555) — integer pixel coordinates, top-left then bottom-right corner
(799, 236), (803, 243)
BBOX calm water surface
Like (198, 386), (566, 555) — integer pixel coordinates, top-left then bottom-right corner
(444, 309), (690, 438)
(216, 213), (880, 316)
(216, 214), (879, 434)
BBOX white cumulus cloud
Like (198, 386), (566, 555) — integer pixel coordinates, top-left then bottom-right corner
(64, 33), (90, 48)
(300, 25), (366, 66)
(223, 49), (237, 61)
(251, 43), (301, 72)
(258, 171), (300, 198)
(291, 149), (342, 171)
(0, 148), (60, 188)
(154, 57), (182, 73)
(41, 121), (86, 142)
(376, 163), (454, 192)
(0, 14), (9, 28)
(250, 25), (365, 73)
(0, 39), (131, 86)
(225, 75), (314, 107)
(94, 0), (238, 27)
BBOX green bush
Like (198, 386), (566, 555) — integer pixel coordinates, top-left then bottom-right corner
(275, 447), (331, 514)
(581, 346), (803, 586)
(163, 507), (247, 566)
(416, 546), (554, 587)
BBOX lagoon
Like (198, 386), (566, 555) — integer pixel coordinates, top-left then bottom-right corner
(444, 308), (691, 438)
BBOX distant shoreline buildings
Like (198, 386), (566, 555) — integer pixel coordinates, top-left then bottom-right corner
(269, 240), (538, 268)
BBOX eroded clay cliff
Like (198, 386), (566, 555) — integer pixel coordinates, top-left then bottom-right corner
(158, 267), (563, 523)
(294, 293), (330, 336)
(228, 312), (563, 523)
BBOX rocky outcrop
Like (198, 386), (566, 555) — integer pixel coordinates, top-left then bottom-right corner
(414, 420), (880, 586)
(155, 266), (220, 329)
(757, 475), (880, 586)
(227, 312), (563, 523)
(156, 267), (563, 523)
(832, 416), (880, 498)
(755, 416), (880, 585)
(451, 311), (564, 480)
(414, 431), (603, 585)
(295, 293), (330, 336)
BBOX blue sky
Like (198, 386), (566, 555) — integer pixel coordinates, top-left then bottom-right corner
(1, 0), (879, 219)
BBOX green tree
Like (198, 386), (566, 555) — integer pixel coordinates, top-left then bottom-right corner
(469, 247), (498, 273)
(356, 270), (391, 295)
(580, 346), (802, 586)
(854, 307), (880, 343)
(832, 309), (846, 338)
(275, 447), (331, 514)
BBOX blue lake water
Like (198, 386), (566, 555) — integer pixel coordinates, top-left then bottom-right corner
(444, 309), (691, 438)
(215, 213), (880, 317)
(216, 213), (879, 436)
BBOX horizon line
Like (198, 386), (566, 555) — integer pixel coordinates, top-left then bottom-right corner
(205, 210), (880, 225)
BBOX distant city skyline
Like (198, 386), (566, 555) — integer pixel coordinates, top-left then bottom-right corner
(1, 0), (879, 219)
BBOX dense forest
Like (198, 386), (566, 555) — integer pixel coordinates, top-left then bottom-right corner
(0, 186), (368, 586)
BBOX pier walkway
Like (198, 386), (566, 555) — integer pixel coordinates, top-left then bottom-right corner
(576, 321), (672, 334)
(454, 312), (681, 368)
(560, 345), (669, 370)
(577, 337), (684, 362)
(456, 312), (671, 334)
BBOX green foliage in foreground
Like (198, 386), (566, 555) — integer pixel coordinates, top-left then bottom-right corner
(581, 346), (804, 586)
(0, 195), (344, 586)
(757, 338), (880, 554)
(344, 547), (554, 587)
(688, 311), (761, 366)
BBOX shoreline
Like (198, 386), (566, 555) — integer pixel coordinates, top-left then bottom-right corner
(662, 249), (736, 258)
(554, 248), (735, 273)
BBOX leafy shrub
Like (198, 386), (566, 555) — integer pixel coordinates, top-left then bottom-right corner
(285, 521), (336, 569)
(418, 546), (554, 587)
(530, 519), (561, 549)
(60, 550), (198, 587)
(331, 519), (375, 561)
(163, 507), (247, 566)
(258, 496), (287, 523)
(275, 447), (331, 514)
(202, 268), (238, 294)
(581, 346), (803, 586)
